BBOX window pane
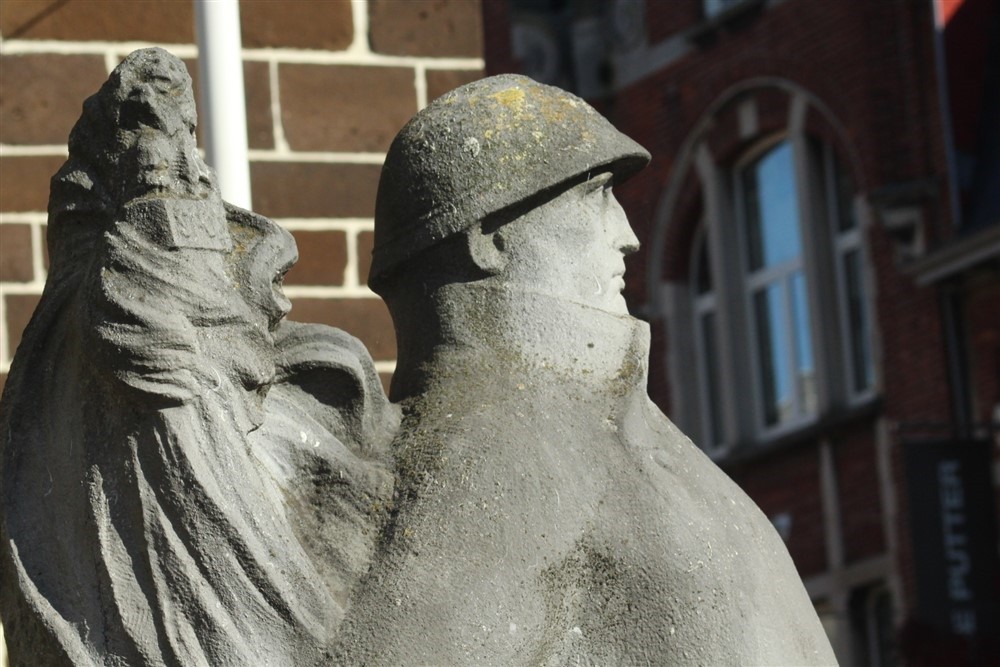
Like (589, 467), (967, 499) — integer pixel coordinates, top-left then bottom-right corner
(754, 284), (791, 426)
(744, 142), (802, 270)
(843, 249), (874, 392)
(695, 235), (713, 295)
(790, 271), (817, 414)
(700, 311), (724, 446)
(834, 155), (857, 233)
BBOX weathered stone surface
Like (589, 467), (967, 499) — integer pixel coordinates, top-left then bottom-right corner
(0, 50), (835, 667)
(0, 48), (397, 666)
(334, 75), (838, 665)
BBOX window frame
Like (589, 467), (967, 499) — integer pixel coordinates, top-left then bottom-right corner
(734, 135), (822, 439)
(687, 130), (878, 451)
(822, 145), (877, 404)
(691, 225), (727, 453)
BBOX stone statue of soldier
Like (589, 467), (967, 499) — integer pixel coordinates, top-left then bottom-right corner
(0, 49), (836, 666)
(330, 75), (838, 665)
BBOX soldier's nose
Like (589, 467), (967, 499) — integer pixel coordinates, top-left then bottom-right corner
(608, 198), (639, 255)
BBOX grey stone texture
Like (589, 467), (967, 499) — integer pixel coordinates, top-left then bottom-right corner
(0, 53), (836, 666)
(336, 75), (838, 665)
(0, 49), (396, 666)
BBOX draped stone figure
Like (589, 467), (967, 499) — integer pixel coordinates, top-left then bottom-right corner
(1, 49), (836, 666)
(331, 75), (838, 665)
(0, 49), (397, 666)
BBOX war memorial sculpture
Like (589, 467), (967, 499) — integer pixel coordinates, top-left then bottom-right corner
(0, 48), (837, 665)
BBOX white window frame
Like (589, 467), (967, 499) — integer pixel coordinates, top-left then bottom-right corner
(734, 136), (821, 439)
(691, 226), (726, 452)
(823, 145), (877, 404)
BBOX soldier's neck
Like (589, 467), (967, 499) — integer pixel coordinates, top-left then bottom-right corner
(388, 282), (650, 403)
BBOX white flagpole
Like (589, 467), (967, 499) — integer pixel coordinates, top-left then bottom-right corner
(194, 0), (252, 209)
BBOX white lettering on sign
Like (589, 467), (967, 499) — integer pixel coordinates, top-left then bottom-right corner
(938, 460), (976, 636)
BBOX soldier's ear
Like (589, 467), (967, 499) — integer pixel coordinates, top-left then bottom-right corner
(467, 227), (508, 274)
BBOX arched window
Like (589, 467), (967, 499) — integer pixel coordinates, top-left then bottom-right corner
(686, 133), (876, 449)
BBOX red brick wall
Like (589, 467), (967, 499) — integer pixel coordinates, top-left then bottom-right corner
(735, 446), (828, 578)
(0, 0), (485, 395)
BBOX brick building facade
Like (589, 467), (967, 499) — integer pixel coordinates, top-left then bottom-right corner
(0, 0), (485, 396)
(484, 1), (999, 665)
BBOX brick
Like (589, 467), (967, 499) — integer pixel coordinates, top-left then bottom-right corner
(243, 60), (274, 150)
(0, 55), (108, 145)
(3, 293), (40, 362)
(285, 230), (347, 286)
(0, 0), (193, 43)
(834, 430), (885, 563)
(279, 64), (416, 153)
(369, 0), (483, 58)
(0, 224), (33, 282)
(288, 297), (396, 361)
(240, 0), (353, 51)
(250, 161), (381, 219)
(356, 230), (374, 286)
(426, 68), (483, 103)
(0, 155), (65, 213)
(646, 0), (702, 43)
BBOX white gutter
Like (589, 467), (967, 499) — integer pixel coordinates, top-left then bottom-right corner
(194, 0), (252, 209)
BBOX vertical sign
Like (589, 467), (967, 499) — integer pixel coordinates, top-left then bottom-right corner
(904, 439), (998, 644)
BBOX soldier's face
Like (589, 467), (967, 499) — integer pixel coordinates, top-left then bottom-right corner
(496, 173), (639, 315)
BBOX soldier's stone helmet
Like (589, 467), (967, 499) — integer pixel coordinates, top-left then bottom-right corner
(369, 74), (651, 289)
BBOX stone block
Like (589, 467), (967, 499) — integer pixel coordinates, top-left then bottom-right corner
(0, 225), (33, 282)
(0, 55), (108, 145)
(285, 230), (348, 285)
(279, 64), (416, 153)
(288, 297), (396, 361)
(241, 0), (353, 51)
(0, 0), (193, 43)
(0, 156), (65, 213)
(250, 161), (381, 218)
(369, 0), (483, 57)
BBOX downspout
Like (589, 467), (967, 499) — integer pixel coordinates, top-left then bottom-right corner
(930, 0), (962, 229)
(194, 0), (252, 209)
